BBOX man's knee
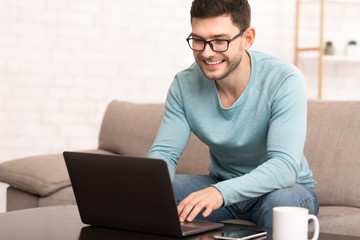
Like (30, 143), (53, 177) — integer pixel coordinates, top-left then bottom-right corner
(261, 184), (318, 210)
(255, 184), (319, 228)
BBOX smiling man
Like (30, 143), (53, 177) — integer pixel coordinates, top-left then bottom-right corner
(147, 0), (319, 228)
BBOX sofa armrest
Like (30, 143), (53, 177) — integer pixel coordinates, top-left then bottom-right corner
(0, 149), (113, 197)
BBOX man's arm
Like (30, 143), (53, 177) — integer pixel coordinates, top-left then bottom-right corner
(147, 77), (191, 181)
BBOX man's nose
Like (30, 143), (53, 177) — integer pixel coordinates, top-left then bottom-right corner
(201, 43), (216, 58)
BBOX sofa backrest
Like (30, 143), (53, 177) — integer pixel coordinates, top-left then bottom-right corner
(98, 100), (210, 175)
(305, 100), (360, 207)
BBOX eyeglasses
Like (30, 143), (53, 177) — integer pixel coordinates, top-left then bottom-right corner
(186, 30), (245, 52)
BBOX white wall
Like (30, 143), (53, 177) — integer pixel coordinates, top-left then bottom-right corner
(0, 0), (194, 163)
(1, 0), (360, 212)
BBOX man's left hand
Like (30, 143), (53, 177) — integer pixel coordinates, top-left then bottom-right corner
(177, 186), (224, 223)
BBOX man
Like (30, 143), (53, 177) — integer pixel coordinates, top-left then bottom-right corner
(147, 0), (318, 228)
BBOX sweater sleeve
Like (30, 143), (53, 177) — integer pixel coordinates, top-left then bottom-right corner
(147, 77), (191, 181)
(213, 73), (308, 206)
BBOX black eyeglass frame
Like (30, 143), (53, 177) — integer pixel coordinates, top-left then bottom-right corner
(186, 30), (246, 52)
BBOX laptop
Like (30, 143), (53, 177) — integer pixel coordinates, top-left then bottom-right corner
(63, 151), (224, 237)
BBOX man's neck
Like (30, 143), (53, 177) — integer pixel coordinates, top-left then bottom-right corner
(215, 52), (251, 108)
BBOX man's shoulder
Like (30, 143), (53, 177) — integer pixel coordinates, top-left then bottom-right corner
(249, 50), (300, 73)
(172, 62), (210, 90)
(248, 50), (306, 100)
(167, 62), (214, 105)
(176, 62), (203, 80)
(249, 50), (304, 86)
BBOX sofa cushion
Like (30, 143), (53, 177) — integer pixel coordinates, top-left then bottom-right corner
(6, 187), (39, 211)
(0, 149), (113, 196)
(316, 206), (360, 236)
(38, 186), (76, 207)
(305, 100), (360, 207)
(0, 153), (70, 196)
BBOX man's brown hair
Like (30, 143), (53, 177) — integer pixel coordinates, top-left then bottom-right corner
(190, 0), (251, 31)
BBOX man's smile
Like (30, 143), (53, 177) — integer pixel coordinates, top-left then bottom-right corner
(205, 60), (225, 65)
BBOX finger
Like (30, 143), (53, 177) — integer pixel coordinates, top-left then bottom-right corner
(178, 205), (187, 223)
(177, 198), (192, 222)
(187, 201), (207, 222)
(178, 192), (199, 222)
(202, 206), (213, 218)
(180, 201), (198, 222)
(177, 201), (185, 215)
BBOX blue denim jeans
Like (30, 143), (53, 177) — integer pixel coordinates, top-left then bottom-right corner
(173, 174), (319, 228)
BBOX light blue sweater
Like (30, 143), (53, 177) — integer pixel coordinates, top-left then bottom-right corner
(147, 50), (317, 206)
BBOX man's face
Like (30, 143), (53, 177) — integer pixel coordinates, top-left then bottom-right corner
(191, 15), (244, 81)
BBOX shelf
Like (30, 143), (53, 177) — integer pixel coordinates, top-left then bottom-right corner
(299, 55), (360, 63)
(323, 55), (360, 63)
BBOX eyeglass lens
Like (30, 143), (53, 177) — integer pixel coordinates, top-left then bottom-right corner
(188, 39), (228, 52)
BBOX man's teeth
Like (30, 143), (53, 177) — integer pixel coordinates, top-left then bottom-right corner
(206, 60), (223, 65)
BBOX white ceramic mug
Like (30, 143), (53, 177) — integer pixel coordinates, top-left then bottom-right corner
(273, 207), (319, 240)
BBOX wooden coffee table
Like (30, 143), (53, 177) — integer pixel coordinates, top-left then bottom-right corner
(0, 205), (359, 240)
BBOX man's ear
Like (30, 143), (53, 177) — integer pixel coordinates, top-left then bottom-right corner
(242, 27), (255, 50)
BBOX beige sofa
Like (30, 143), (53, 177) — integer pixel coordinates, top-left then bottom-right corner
(0, 100), (359, 236)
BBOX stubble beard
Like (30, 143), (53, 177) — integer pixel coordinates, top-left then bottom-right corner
(197, 53), (243, 81)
